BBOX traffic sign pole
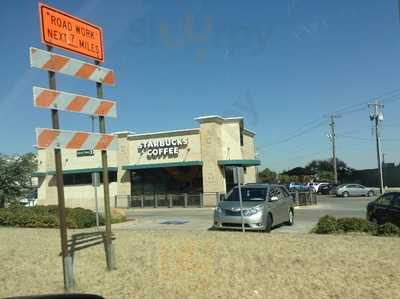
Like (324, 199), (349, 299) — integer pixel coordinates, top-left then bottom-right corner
(46, 45), (74, 290)
(235, 167), (245, 233)
(95, 60), (115, 270)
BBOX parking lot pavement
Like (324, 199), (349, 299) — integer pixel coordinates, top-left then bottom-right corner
(274, 195), (374, 234)
(113, 195), (375, 233)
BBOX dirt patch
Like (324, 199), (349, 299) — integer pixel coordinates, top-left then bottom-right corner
(1, 228), (399, 298)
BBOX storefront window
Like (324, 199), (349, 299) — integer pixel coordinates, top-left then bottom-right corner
(131, 166), (203, 195)
(225, 166), (235, 193)
(63, 171), (117, 186)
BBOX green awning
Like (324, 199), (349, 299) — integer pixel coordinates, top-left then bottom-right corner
(47, 167), (118, 175)
(32, 172), (47, 177)
(122, 161), (203, 170)
(218, 159), (261, 166)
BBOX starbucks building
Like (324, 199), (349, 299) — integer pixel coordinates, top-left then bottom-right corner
(34, 115), (260, 208)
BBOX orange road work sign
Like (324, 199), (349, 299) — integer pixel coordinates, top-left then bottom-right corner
(39, 3), (104, 62)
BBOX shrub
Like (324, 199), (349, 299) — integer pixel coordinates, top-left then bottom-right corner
(336, 217), (373, 233)
(313, 215), (338, 234)
(0, 206), (103, 229)
(66, 207), (105, 229)
(111, 213), (127, 224)
(376, 223), (400, 237)
(0, 207), (58, 228)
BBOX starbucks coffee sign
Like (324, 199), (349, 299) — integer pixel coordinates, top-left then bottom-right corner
(138, 137), (189, 159)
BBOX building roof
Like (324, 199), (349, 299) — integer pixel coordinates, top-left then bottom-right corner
(194, 115), (243, 124)
(127, 128), (200, 139)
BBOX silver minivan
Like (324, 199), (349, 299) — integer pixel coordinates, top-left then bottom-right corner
(213, 183), (295, 232)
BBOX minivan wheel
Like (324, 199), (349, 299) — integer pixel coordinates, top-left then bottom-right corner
(265, 214), (273, 233)
(287, 209), (294, 226)
(367, 191), (374, 197)
(342, 191), (349, 198)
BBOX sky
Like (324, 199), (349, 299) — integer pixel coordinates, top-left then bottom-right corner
(1, 0), (400, 172)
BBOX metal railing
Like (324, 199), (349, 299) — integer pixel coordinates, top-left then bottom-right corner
(289, 190), (317, 206)
(114, 193), (208, 209)
(114, 190), (316, 209)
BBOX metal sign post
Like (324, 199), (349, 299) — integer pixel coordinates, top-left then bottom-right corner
(235, 167), (245, 233)
(95, 60), (115, 270)
(92, 172), (100, 229)
(46, 45), (74, 291)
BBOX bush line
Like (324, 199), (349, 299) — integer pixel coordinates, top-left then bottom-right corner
(312, 215), (400, 237)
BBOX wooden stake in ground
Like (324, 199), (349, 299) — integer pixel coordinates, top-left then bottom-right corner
(46, 45), (74, 290)
(95, 60), (116, 270)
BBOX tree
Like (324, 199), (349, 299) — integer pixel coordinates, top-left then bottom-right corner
(0, 153), (37, 208)
(305, 158), (354, 182)
(277, 174), (291, 184)
(258, 168), (277, 183)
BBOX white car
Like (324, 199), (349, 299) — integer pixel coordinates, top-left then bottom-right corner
(311, 182), (330, 193)
(18, 197), (38, 207)
(18, 191), (38, 207)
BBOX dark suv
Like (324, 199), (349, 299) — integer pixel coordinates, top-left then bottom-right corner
(367, 192), (400, 226)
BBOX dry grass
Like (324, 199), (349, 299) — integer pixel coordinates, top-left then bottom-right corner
(1, 228), (400, 299)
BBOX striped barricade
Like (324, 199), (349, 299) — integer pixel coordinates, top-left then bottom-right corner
(29, 47), (115, 85)
(33, 87), (117, 117)
(36, 128), (117, 151)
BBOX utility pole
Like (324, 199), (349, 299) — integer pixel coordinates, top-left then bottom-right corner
(328, 114), (338, 184)
(368, 99), (384, 194)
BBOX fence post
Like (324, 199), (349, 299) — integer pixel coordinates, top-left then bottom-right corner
(154, 194), (158, 208)
(184, 193), (188, 208)
(295, 191), (299, 206)
(114, 195), (117, 208)
(168, 194), (173, 208)
(199, 193), (203, 208)
(140, 195), (144, 208)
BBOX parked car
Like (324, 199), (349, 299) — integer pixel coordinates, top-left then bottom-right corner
(367, 192), (400, 226)
(319, 183), (339, 195)
(335, 184), (375, 197)
(312, 182), (330, 193)
(213, 183), (295, 232)
(18, 190), (38, 207)
(288, 182), (311, 192)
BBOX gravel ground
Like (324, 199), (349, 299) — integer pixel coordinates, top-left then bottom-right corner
(1, 227), (400, 299)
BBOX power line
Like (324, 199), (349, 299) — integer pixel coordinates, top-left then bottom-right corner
(264, 119), (326, 147)
(326, 88), (400, 118)
(337, 134), (400, 142)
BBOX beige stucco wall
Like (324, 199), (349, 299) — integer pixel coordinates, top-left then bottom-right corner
(36, 147), (118, 209)
(198, 121), (226, 206)
(116, 133), (131, 203)
(41, 177), (118, 210)
(242, 132), (257, 184)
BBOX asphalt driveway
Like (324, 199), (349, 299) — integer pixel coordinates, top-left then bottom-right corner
(113, 195), (375, 233)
